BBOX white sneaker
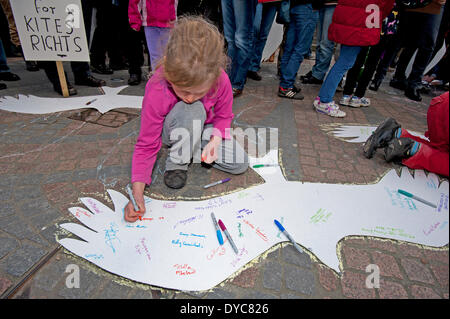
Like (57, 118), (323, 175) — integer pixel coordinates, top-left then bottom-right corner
(339, 95), (352, 106)
(349, 96), (371, 107)
(313, 99), (346, 118)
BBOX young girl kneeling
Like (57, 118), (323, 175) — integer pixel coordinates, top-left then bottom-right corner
(125, 17), (249, 223)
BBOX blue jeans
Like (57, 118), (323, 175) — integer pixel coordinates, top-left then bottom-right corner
(318, 45), (361, 103)
(279, 4), (318, 88)
(311, 5), (336, 80)
(221, 0), (258, 90)
(248, 2), (278, 72)
(0, 39), (10, 73)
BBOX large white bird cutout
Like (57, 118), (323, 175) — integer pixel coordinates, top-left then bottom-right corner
(0, 86), (143, 114)
(58, 146), (449, 291)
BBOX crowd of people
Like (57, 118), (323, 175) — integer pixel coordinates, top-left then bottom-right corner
(0, 1), (448, 216)
(0, 0), (448, 102)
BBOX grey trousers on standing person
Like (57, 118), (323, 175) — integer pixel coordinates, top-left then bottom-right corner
(161, 101), (249, 174)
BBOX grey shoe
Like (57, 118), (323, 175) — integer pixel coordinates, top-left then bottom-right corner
(363, 118), (401, 159)
(384, 137), (416, 162)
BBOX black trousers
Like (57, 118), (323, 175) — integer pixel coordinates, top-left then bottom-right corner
(344, 34), (399, 97)
(393, 10), (443, 88)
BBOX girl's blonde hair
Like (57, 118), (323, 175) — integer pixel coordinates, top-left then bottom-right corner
(162, 16), (229, 89)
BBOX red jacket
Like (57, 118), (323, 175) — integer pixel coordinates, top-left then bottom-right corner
(128, 0), (176, 30)
(328, 0), (395, 46)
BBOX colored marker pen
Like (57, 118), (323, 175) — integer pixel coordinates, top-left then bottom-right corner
(126, 184), (141, 219)
(203, 178), (231, 189)
(218, 219), (238, 254)
(211, 213), (224, 245)
(398, 189), (437, 208)
(252, 164), (279, 168)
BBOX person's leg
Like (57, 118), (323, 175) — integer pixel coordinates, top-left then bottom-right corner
(342, 46), (369, 96)
(221, 0), (238, 83)
(318, 45), (362, 103)
(406, 12), (442, 90)
(89, 1), (110, 69)
(248, 2), (278, 73)
(144, 26), (171, 71)
(228, 0), (258, 91)
(384, 129), (449, 177)
(311, 5), (336, 81)
(279, 4), (318, 89)
(162, 101), (207, 172)
(0, 39), (10, 73)
(354, 39), (386, 98)
(201, 125), (249, 175)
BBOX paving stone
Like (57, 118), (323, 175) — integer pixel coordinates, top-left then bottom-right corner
(284, 264), (315, 296)
(430, 264), (449, 288)
(262, 260), (282, 291)
(0, 215), (48, 246)
(205, 287), (237, 299)
(32, 256), (68, 292)
(96, 280), (132, 299)
(316, 264), (339, 292)
(341, 271), (376, 299)
(0, 276), (12, 295)
(2, 244), (48, 277)
(231, 265), (260, 289)
(342, 246), (372, 271)
(410, 285), (442, 299)
(0, 237), (20, 259)
(57, 266), (104, 299)
(371, 251), (403, 280)
(281, 245), (311, 269)
(378, 279), (408, 299)
(401, 258), (435, 285)
(242, 291), (280, 299)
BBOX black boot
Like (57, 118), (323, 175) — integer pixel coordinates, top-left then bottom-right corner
(363, 117), (401, 159)
(384, 137), (416, 162)
(389, 78), (407, 91)
(405, 86), (422, 102)
(369, 77), (382, 91)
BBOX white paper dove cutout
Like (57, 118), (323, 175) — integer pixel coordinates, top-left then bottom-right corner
(325, 124), (428, 143)
(0, 86), (143, 114)
(58, 149), (449, 291)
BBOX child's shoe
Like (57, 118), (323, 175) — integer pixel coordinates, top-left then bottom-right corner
(164, 170), (187, 189)
(339, 95), (352, 106)
(363, 117), (401, 159)
(349, 96), (371, 108)
(313, 98), (346, 118)
(384, 137), (418, 162)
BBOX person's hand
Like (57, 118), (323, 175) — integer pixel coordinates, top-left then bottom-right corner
(124, 182), (146, 223)
(201, 135), (222, 164)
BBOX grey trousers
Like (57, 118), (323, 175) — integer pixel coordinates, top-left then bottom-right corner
(161, 101), (248, 174)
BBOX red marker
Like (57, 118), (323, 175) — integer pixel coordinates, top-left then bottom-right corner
(218, 219), (239, 254)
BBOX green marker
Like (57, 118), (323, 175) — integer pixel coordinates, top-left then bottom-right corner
(253, 164), (279, 168)
(398, 189), (437, 209)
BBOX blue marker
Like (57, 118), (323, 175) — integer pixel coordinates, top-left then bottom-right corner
(211, 213), (224, 245)
(274, 219), (303, 254)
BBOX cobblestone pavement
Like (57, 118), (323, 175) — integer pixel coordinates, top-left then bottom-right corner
(0, 57), (448, 299)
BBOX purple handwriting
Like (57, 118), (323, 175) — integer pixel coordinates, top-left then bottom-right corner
(437, 194), (449, 212)
(230, 247), (249, 267)
(423, 222), (441, 236)
(135, 237), (151, 261)
(173, 214), (204, 229)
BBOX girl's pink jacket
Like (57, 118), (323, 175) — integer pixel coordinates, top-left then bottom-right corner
(131, 68), (234, 185)
(128, 0), (177, 30)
